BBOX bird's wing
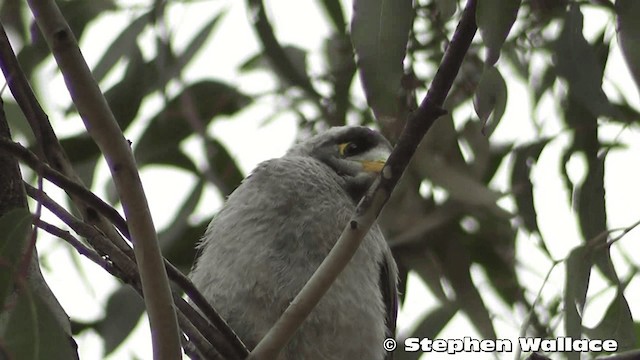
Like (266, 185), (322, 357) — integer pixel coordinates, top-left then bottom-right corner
(380, 250), (398, 360)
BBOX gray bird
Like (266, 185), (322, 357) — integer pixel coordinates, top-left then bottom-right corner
(190, 126), (398, 359)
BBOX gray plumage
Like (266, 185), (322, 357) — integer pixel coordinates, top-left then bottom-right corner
(190, 126), (398, 359)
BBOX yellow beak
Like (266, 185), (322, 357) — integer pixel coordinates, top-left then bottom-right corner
(361, 159), (386, 173)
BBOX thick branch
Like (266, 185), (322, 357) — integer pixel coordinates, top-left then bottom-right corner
(25, 1), (180, 358)
(249, 0), (478, 358)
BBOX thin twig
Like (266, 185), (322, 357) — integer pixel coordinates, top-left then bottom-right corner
(249, 0), (478, 358)
(0, 21), (131, 254)
(0, 138), (130, 237)
(23, 183), (138, 279)
(0, 137), (248, 356)
(33, 219), (111, 270)
(23, 183), (229, 358)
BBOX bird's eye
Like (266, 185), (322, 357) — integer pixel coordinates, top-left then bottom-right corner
(338, 142), (360, 157)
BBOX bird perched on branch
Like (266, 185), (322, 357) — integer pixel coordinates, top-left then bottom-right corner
(190, 126), (398, 359)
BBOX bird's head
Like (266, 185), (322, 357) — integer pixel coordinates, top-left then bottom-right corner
(287, 126), (392, 201)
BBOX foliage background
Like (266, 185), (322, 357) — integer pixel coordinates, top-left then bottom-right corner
(0, 0), (639, 359)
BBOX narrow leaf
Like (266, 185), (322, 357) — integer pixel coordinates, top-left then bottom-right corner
(178, 12), (226, 69)
(473, 66), (507, 136)
(439, 235), (497, 339)
(476, 0), (521, 65)
(616, 0), (640, 97)
(97, 286), (145, 355)
(318, 0), (346, 34)
(351, 0), (413, 121)
(554, 4), (613, 118)
(92, 11), (151, 82)
(584, 290), (636, 352)
(511, 139), (550, 234)
(2, 287), (78, 360)
(564, 245), (592, 360)
(0, 209), (32, 308)
(247, 0), (319, 98)
(134, 80), (250, 171)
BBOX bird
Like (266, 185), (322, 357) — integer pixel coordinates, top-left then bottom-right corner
(190, 126), (398, 360)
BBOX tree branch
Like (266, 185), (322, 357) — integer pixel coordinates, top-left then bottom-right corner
(0, 21), (131, 254)
(249, 0), (478, 358)
(25, 1), (181, 358)
(33, 219), (111, 271)
(23, 183), (234, 358)
(0, 138), (248, 357)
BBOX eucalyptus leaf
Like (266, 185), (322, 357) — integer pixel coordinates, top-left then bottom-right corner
(473, 66), (507, 136)
(351, 0), (413, 121)
(96, 286), (145, 355)
(476, 0), (521, 65)
(1, 287), (78, 360)
(554, 4), (614, 118)
(616, 0), (640, 97)
(0, 208), (32, 308)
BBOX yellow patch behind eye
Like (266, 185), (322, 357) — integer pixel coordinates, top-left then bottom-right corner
(338, 142), (349, 156)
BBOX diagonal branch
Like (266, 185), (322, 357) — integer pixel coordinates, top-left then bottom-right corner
(22, 183), (232, 358)
(249, 0), (478, 358)
(0, 22), (131, 254)
(0, 138), (248, 357)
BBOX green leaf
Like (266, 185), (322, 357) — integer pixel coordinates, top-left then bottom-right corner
(58, 0), (116, 41)
(158, 180), (205, 249)
(460, 120), (490, 179)
(511, 139), (550, 234)
(351, 0), (413, 121)
(0, 209), (32, 309)
(318, 0), (346, 34)
(1, 287), (78, 360)
(422, 153), (510, 218)
(59, 134), (101, 187)
(96, 285), (145, 355)
(439, 235), (496, 339)
(584, 290), (636, 352)
(246, 0), (319, 98)
(398, 249), (449, 303)
(616, 0), (640, 97)
(162, 221), (209, 270)
(410, 303), (457, 339)
(207, 138), (246, 196)
(467, 215), (520, 306)
(434, 0), (457, 21)
(4, 100), (35, 145)
(0, 0), (28, 42)
(18, 0), (116, 76)
(554, 4), (613, 118)
(92, 11), (151, 83)
(134, 80), (250, 172)
(564, 245), (592, 360)
(239, 46), (310, 91)
(483, 143), (513, 184)
(103, 46), (150, 131)
(177, 12), (226, 70)
(395, 304), (458, 360)
(324, 34), (356, 126)
(476, 0), (521, 65)
(473, 66), (507, 136)
(532, 65), (557, 108)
